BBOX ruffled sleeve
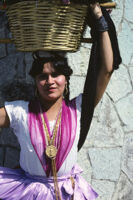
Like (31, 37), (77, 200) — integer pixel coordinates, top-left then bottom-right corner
(5, 100), (28, 135)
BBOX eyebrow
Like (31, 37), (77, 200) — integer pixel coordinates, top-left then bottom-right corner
(38, 71), (58, 75)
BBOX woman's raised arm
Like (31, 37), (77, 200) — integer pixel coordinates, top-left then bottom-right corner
(95, 30), (113, 106)
(89, 3), (113, 107)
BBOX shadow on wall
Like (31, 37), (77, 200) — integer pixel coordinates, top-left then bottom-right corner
(1, 80), (35, 101)
(0, 80), (35, 168)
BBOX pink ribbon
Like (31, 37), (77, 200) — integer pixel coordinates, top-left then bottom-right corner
(28, 98), (77, 176)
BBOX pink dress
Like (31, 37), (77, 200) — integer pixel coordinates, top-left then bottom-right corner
(0, 95), (98, 200)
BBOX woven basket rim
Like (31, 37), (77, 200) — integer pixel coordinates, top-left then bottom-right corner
(5, 0), (113, 6)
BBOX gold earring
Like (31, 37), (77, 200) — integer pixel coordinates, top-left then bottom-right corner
(65, 84), (68, 95)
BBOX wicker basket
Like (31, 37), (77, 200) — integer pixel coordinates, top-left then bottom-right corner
(6, 0), (88, 52)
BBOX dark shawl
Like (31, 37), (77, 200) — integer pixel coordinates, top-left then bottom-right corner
(78, 7), (122, 151)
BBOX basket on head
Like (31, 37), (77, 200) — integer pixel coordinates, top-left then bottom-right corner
(6, 0), (88, 52)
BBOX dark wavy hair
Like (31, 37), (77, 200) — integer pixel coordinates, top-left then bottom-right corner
(29, 51), (73, 102)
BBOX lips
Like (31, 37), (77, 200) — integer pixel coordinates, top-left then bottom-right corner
(47, 87), (57, 92)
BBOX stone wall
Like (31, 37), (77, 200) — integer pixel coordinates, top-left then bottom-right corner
(0, 0), (133, 199)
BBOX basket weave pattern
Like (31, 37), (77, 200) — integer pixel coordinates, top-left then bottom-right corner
(7, 1), (88, 52)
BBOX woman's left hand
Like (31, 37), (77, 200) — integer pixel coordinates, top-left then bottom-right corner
(87, 2), (103, 28)
(90, 2), (103, 19)
(89, 2), (103, 19)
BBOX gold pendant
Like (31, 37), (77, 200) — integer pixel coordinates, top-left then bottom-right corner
(46, 145), (57, 159)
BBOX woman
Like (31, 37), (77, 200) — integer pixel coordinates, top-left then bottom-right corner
(0, 2), (117, 200)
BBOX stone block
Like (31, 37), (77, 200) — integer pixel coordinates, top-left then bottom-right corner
(129, 67), (133, 86)
(80, 26), (92, 49)
(24, 52), (34, 82)
(77, 147), (92, 182)
(0, 11), (8, 28)
(67, 47), (91, 76)
(0, 55), (17, 84)
(4, 147), (20, 168)
(70, 75), (85, 99)
(122, 133), (133, 182)
(0, 52), (28, 82)
(130, 56), (133, 66)
(88, 148), (121, 181)
(0, 147), (4, 166)
(2, 80), (34, 101)
(0, 44), (6, 58)
(125, 0), (133, 22)
(107, 65), (132, 102)
(112, 172), (133, 200)
(118, 20), (133, 66)
(116, 93), (133, 132)
(87, 94), (124, 148)
(0, 128), (20, 149)
(91, 179), (115, 200)
(25, 63), (35, 83)
(7, 43), (17, 55)
(0, 27), (6, 58)
(14, 53), (26, 79)
(24, 52), (33, 64)
(111, 0), (124, 32)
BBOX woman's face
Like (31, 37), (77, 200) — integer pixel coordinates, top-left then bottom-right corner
(35, 62), (67, 102)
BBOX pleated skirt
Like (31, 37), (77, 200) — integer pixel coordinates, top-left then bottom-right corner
(0, 165), (98, 200)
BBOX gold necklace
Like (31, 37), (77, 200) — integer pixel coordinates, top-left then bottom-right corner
(40, 105), (62, 200)
(40, 108), (62, 159)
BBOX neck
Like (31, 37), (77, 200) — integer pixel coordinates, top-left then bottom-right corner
(38, 97), (63, 121)
(40, 97), (63, 110)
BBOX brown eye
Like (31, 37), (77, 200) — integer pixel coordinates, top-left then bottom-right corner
(37, 74), (47, 80)
(52, 72), (60, 78)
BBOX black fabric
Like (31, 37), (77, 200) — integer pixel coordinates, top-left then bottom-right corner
(0, 91), (5, 108)
(78, 7), (122, 151)
(95, 15), (109, 32)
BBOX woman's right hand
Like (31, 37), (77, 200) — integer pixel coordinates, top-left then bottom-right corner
(0, 107), (10, 128)
(0, 91), (10, 128)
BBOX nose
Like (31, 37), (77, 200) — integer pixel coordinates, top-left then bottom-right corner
(46, 75), (54, 84)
